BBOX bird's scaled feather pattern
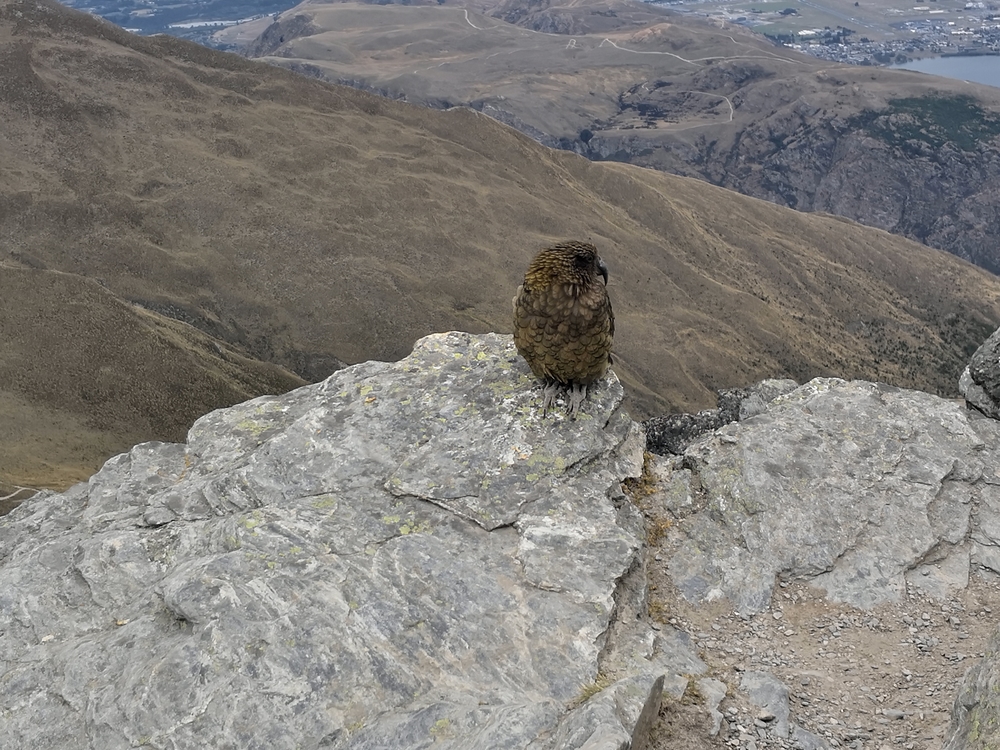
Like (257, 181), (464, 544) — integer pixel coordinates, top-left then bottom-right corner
(513, 241), (615, 416)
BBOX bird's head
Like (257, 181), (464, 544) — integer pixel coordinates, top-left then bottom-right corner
(526, 241), (608, 293)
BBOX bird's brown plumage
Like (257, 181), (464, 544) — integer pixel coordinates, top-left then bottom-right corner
(513, 240), (615, 415)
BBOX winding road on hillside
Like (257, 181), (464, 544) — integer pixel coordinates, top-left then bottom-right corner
(427, 7), (809, 130)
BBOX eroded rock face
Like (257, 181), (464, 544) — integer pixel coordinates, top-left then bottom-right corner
(945, 327), (1000, 750)
(0, 332), (691, 750)
(962, 325), (1000, 419)
(644, 379), (799, 456)
(655, 378), (1000, 614)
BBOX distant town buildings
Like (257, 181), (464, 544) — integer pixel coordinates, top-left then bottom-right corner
(663, 0), (1000, 66)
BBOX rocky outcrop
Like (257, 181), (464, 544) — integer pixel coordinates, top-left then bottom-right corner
(715, 113), (1000, 275)
(643, 379), (798, 456)
(12, 329), (1000, 748)
(961, 324), (1000, 419)
(945, 324), (1000, 749)
(639, 372), (1000, 747)
(0, 332), (702, 750)
(653, 378), (1000, 614)
(244, 14), (321, 59)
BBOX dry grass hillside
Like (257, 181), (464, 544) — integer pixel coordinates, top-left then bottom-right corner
(3, 0), (1000, 489)
(0, 267), (303, 489)
(246, 0), (795, 137)
(248, 0), (1000, 143)
(246, 0), (1000, 272)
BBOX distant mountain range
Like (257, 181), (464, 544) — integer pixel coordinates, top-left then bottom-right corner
(243, 0), (1000, 274)
(3, 0), (1000, 489)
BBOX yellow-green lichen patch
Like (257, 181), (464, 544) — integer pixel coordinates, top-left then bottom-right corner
(235, 419), (269, 437)
(311, 496), (338, 510)
(244, 641), (267, 656)
(412, 520), (433, 534)
(384, 511), (433, 536)
(241, 510), (264, 532)
(523, 452), (566, 477)
(453, 403), (479, 417)
(486, 376), (528, 400)
(429, 718), (452, 738)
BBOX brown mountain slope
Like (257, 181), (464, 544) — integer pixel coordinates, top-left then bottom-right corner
(248, 0), (1000, 273)
(0, 267), (304, 489)
(3, 0), (1000, 488)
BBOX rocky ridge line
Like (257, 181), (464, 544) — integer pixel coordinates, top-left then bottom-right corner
(8, 331), (1000, 748)
(0, 332), (682, 750)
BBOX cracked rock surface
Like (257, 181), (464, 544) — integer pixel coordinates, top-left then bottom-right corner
(658, 378), (1000, 614)
(0, 332), (687, 750)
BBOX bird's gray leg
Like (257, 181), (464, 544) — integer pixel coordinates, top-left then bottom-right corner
(542, 381), (562, 414)
(567, 383), (587, 419)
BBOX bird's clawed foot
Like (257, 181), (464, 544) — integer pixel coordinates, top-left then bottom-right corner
(567, 383), (587, 419)
(540, 381), (587, 419)
(542, 381), (562, 415)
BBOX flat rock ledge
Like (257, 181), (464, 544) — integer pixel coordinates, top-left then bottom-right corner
(0, 332), (695, 750)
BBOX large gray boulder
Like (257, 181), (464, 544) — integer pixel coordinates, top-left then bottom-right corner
(962, 324), (1000, 418)
(655, 378), (1000, 614)
(0, 332), (696, 750)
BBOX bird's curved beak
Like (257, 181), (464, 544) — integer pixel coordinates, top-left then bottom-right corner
(597, 258), (609, 285)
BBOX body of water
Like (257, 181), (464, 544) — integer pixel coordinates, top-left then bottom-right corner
(892, 54), (1000, 90)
